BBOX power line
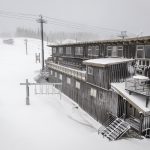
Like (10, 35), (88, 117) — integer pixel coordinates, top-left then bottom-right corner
(0, 9), (136, 37)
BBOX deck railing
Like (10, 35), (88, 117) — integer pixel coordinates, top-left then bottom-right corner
(46, 61), (86, 81)
(125, 78), (150, 97)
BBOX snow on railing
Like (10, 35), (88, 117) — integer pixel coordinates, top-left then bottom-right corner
(46, 61), (86, 81)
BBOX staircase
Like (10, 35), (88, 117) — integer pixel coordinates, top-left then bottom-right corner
(100, 118), (130, 141)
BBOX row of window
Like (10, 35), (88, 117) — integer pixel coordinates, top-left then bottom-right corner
(107, 46), (123, 57)
(88, 46), (99, 56)
(53, 45), (150, 59)
(50, 70), (97, 97)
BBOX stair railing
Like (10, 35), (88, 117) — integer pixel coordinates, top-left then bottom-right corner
(98, 114), (117, 135)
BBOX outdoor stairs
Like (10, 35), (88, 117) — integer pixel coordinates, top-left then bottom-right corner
(100, 118), (130, 141)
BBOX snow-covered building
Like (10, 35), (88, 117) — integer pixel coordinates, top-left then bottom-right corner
(46, 36), (150, 140)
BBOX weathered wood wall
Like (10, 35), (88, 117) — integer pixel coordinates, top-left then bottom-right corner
(47, 68), (118, 124)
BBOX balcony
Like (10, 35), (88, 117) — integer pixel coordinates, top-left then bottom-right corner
(46, 61), (86, 81)
(125, 75), (150, 107)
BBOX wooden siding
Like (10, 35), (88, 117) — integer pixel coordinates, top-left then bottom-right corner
(47, 68), (118, 124)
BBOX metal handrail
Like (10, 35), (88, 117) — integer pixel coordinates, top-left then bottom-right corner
(98, 115), (117, 134)
(47, 61), (86, 81)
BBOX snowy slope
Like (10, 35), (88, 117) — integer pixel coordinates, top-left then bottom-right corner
(0, 38), (149, 150)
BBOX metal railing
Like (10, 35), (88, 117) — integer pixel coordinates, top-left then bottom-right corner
(46, 61), (86, 81)
(98, 114), (117, 135)
(125, 78), (150, 96)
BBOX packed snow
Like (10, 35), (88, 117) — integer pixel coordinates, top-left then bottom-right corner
(0, 38), (149, 150)
(111, 82), (150, 113)
(83, 58), (134, 67)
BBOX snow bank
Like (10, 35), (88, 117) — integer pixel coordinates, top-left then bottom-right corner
(0, 38), (149, 150)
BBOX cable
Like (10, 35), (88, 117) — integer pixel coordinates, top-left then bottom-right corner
(0, 9), (136, 37)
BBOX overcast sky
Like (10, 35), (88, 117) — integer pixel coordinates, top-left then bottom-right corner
(0, 0), (150, 37)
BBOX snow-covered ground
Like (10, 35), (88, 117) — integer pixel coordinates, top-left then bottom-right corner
(0, 38), (149, 150)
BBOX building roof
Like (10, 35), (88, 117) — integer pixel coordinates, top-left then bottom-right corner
(83, 58), (134, 67)
(111, 82), (150, 114)
(47, 36), (150, 47)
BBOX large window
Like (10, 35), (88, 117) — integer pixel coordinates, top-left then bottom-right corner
(107, 46), (123, 57)
(136, 45), (144, 58)
(112, 46), (118, 57)
(59, 74), (62, 80)
(75, 81), (80, 89)
(107, 46), (112, 57)
(55, 72), (57, 78)
(88, 46), (99, 56)
(95, 46), (99, 56)
(117, 46), (123, 57)
(145, 45), (150, 58)
(59, 47), (63, 54)
(67, 77), (71, 84)
(53, 47), (56, 54)
(75, 47), (83, 55)
(87, 66), (93, 75)
(88, 46), (92, 56)
(90, 88), (97, 98)
(66, 47), (72, 55)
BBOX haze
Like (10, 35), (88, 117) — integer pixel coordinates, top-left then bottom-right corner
(0, 0), (150, 37)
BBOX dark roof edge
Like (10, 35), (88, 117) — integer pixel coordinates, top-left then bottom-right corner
(47, 36), (150, 47)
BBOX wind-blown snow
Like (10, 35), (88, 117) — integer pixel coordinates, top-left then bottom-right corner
(0, 38), (149, 150)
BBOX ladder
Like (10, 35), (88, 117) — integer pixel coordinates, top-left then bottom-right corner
(100, 118), (130, 141)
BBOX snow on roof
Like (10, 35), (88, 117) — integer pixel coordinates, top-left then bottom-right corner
(111, 82), (150, 114)
(133, 75), (149, 80)
(48, 36), (150, 47)
(83, 58), (134, 67)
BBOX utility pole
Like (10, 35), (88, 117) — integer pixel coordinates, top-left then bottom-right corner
(37, 15), (47, 71)
(24, 39), (28, 55)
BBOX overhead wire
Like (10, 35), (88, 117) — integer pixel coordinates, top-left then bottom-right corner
(0, 9), (136, 37)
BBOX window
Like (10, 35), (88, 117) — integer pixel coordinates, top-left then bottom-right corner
(75, 81), (80, 89)
(87, 66), (93, 75)
(58, 58), (63, 61)
(136, 45), (144, 58)
(107, 46), (112, 57)
(146, 61), (149, 66)
(117, 46), (123, 57)
(55, 72), (57, 78)
(112, 46), (117, 57)
(67, 77), (71, 84)
(90, 88), (97, 98)
(75, 47), (83, 55)
(88, 46), (92, 56)
(145, 45), (150, 58)
(51, 70), (53, 75)
(59, 47), (63, 54)
(53, 47), (56, 54)
(107, 46), (123, 57)
(95, 46), (99, 56)
(59, 74), (62, 80)
(66, 47), (71, 55)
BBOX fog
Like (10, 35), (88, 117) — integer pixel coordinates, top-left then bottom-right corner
(0, 0), (150, 37)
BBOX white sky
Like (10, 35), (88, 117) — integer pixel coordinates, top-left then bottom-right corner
(0, 0), (150, 36)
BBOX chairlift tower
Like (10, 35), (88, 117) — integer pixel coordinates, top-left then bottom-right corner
(118, 31), (127, 39)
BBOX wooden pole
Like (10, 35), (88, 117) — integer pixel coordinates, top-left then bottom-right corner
(26, 79), (30, 105)
(24, 39), (28, 55)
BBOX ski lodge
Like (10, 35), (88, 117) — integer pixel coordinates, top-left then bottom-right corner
(45, 36), (150, 140)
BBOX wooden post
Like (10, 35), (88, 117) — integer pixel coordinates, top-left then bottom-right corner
(26, 79), (30, 105)
(139, 113), (144, 134)
(123, 100), (127, 120)
(146, 96), (149, 107)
